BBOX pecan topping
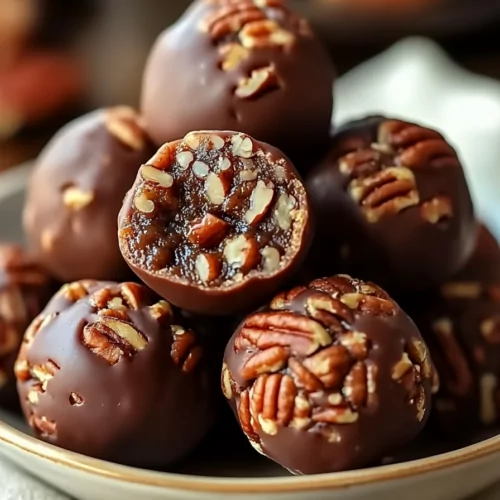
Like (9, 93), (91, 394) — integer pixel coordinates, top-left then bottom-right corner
(82, 318), (148, 366)
(17, 356), (60, 407)
(432, 318), (473, 397)
(377, 120), (460, 170)
(480, 373), (498, 425)
(170, 325), (202, 373)
(348, 166), (419, 223)
(239, 19), (294, 49)
(235, 65), (280, 100)
(481, 317), (500, 344)
(69, 392), (84, 406)
(201, 1), (267, 41)
(392, 340), (434, 421)
(421, 197), (453, 224)
(441, 281), (482, 300)
(105, 106), (146, 151)
(30, 415), (57, 438)
(338, 119), (461, 224)
(229, 275), (432, 444)
(60, 281), (91, 302)
(62, 187), (94, 211)
(219, 43), (250, 71)
(202, 0), (297, 92)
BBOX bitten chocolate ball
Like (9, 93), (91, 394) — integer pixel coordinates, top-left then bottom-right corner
(141, 0), (334, 169)
(15, 280), (215, 466)
(222, 275), (437, 474)
(0, 245), (53, 405)
(413, 225), (500, 431)
(118, 131), (313, 315)
(23, 107), (156, 283)
(306, 116), (476, 291)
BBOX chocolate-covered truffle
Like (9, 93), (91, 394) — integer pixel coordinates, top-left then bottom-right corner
(222, 275), (437, 474)
(23, 106), (156, 283)
(306, 116), (476, 291)
(15, 280), (215, 466)
(0, 244), (53, 405)
(141, 0), (334, 169)
(118, 131), (313, 315)
(413, 225), (500, 431)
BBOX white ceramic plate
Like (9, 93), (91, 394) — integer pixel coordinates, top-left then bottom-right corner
(2, 38), (500, 500)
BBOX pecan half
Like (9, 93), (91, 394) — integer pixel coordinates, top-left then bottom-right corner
(82, 318), (147, 365)
(378, 120), (460, 170)
(348, 166), (419, 223)
(170, 325), (202, 373)
(480, 373), (498, 425)
(238, 311), (332, 357)
(432, 318), (473, 397)
(200, 1), (265, 40)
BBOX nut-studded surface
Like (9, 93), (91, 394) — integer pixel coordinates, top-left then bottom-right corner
(411, 225), (500, 432)
(23, 107), (156, 283)
(118, 131), (312, 315)
(141, 0), (334, 171)
(0, 244), (53, 406)
(223, 275), (435, 474)
(306, 116), (476, 291)
(15, 281), (215, 467)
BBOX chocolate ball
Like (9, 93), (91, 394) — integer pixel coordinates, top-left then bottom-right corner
(15, 280), (215, 466)
(222, 275), (437, 474)
(306, 116), (477, 291)
(118, 131), (313, 316)
(141, 0), (334, 170)
(0, 244), (53, 405)
(413, 225), (500, 431)
(23, 106), (156, 283)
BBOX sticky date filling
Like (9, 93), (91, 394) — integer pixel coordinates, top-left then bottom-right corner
(121, 133), (305, 287)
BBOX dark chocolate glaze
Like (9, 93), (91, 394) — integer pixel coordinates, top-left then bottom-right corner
(306, 115), (477, 292)
(16, 281), (215, 467)
(0, 244), (53, 407)
(410, 225), (500, 432)
(118, 131), (313, 316)
(223, 275), (435, 474)
(23, 107), (156, 283)
(140, 0), (334, 171)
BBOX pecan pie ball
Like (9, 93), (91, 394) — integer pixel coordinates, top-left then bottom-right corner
(118, 131), (313, 315)
(413, 225), (500, 432)
(23, 107), (156, 283)
(223, 275), (437, 474)
(0, 244), (53, 405)
(306, 116), (477, 291)
(15, 280), (215, 466)
(141, 0), (334, 170)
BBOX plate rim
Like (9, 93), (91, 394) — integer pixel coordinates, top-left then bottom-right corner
(2, 163), (500, 493)
(1, 418), (500, 493)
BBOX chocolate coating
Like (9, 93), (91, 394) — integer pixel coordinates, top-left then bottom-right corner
(223, 275), (436, 474)
(23, 106), (156, 283)
(306, 116), (477, 291)
(118, 131), (313, 315)
(15, 280), (215, 466)
(141, 0), (334, 170)
(0, 244), (53, 406)
(412, 225), (500, 432)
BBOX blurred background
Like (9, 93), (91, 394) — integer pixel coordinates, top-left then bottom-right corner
(2, 0), (500, 170)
